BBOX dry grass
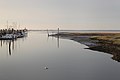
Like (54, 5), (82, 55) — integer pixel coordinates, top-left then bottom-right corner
(53, 32), (120, 45)
(91, 34), (120, 45)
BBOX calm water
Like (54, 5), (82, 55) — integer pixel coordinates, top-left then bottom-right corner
(0, 31), (120, 80)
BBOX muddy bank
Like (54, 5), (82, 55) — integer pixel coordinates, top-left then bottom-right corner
(51, 32), (120, 62)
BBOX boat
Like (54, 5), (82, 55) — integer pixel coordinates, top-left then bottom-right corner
(0, 34), (17, 40)
(16, 29), (28, 38)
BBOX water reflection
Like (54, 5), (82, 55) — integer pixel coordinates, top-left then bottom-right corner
(8, 40), (12, 55)
(48, 34), (60, 48)
(57, 35), (59, 48)
(0, 37), (27, 56)
(0, 40), (15, 56)
(0, 31), (120, 80)
(1, 40), (2, 46)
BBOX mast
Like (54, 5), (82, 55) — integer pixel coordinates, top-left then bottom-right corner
(7, 21), (8, 29)
(15, 22), (17, 30)
(18, 22), (20, 30)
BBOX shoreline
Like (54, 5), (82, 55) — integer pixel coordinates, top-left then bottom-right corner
(51, 32), (120, 62)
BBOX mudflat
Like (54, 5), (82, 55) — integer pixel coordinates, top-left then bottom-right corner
(51, 32), (120, 62)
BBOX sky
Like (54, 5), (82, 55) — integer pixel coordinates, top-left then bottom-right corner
(0, 0), (120, 30)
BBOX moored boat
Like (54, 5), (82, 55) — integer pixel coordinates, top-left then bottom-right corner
(0, 34), (17, 40)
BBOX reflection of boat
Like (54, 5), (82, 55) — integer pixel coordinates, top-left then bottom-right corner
(0, 34), (17, 40)
(8, 40), (12, 55)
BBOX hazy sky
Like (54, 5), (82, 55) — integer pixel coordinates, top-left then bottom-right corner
(0, 0), (120, 30)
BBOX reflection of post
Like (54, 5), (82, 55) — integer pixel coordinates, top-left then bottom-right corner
(57, 34), (59, 48)
(1, 40), (2, 47)
(12, 40), (14, 50)
(57, 28), (60, 48)
(8, 41), (12, 56)
(47, 34), (49, 42)
(47, 29), (49, 36)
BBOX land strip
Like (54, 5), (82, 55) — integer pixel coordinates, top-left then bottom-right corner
(51, 32), (120, 62)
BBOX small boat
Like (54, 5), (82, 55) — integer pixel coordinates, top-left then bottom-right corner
(16, 30), (28, 38)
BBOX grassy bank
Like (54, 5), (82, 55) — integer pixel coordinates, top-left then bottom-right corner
(51, 32), (120, 46)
